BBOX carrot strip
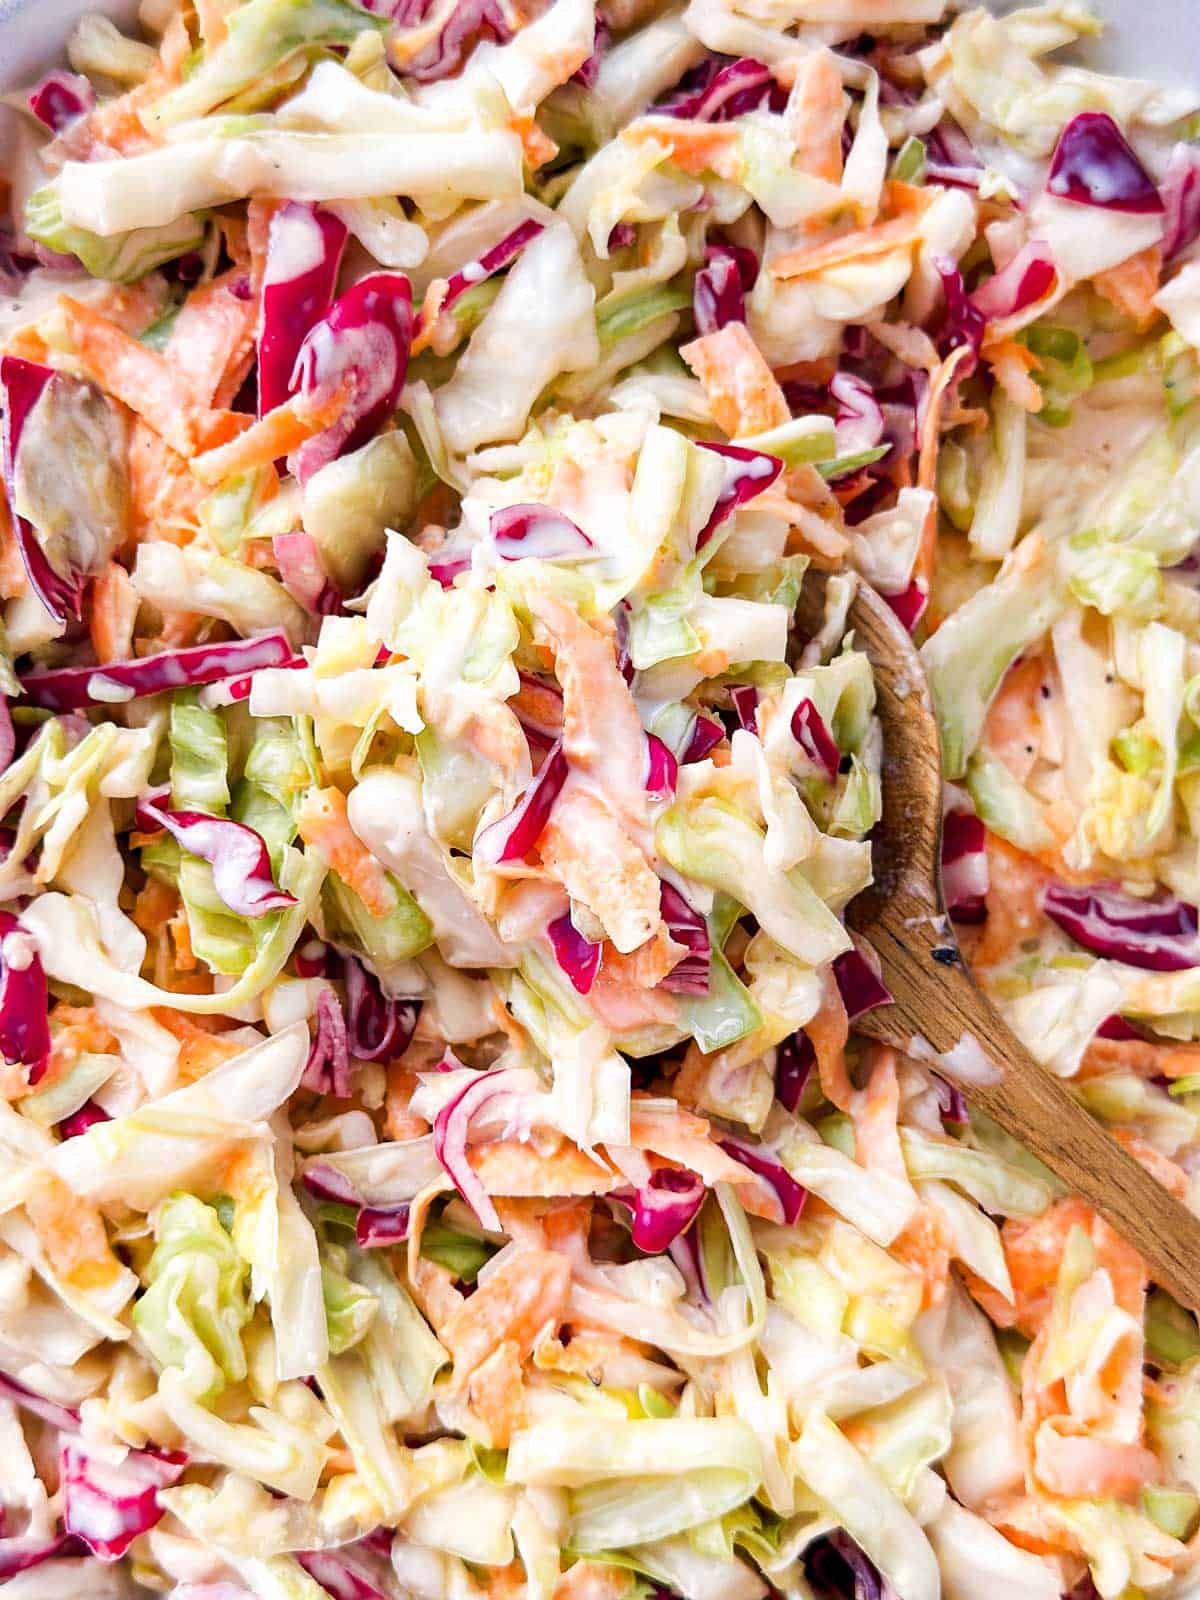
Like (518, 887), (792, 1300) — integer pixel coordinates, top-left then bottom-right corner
(89, 560), (139, 664)
(189, 386), (345, 485)
(984, 338), (1044, 414)
(1093, 245), (1163, 331)
(789, 50), (845, 183)
(770, 183), (933, 279)
(680, 322), (791, 438)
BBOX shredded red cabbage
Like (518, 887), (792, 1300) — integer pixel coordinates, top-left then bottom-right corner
(273, 530), (341, 614)
(931, 1072), (969, 1127)
(1163, 144), (1200, 262)
(729, 684), (759, 734)
(933, 260), (986, 370)
(294, 937), (331, 978)
(832, 944), (893, 1021)
(475, 740), (568, 864)
(302, 987), (352, 1097)
(0, 356), (88, 622)
(342, 956), (418, 1061)
(571, 14), (609, 87)
(831, 372), (886, 452)
(258, 203), (347, 418)
(681, 714), (725, 765)
(302, 1162), (362, 1207)
(434, 1067), (527, 1231)
(775, 1030), (815, 1113)
(0, 910), (50, 1085)
(490, 503), (594, 563)
(290, 273), (413, 483)
(659, 55), (786, 122)
(428, 555), (470, 588)
(22, 630), (296, 712)
(297, 1547), (390, 1600)
(137, 794), (296, 918)
(970, 240), (1058, 322)
(658, 880), (712, 996)
(1096, 1013), (1142, 1041)
(1042, 881), (1200, 971)
(27, 70), (94, 132)
(436, 220), (546, 320)
(644, 733), (679, 799)
(942, 806), (989, 924)
(0, 1371), (80, 1432)
(695, 442), (783, 548)
(693, 245), (747, 335)
(1046, 112), (1164, 215)
(62, 1440), (186, 1562)
(0, 1532), (87, 1579)
(881, 580), (928, 634)
(718, 1137), (806, 1224)
(806, 1530), (896, 1600)
(790, 697), (840, 780)
(386, 0), (511, 82)
(614, 1165), (706, 1253)
(548, 910), (603, 995)
(58, 1100), (111, 1140)
(356, 1203), (411, 1249)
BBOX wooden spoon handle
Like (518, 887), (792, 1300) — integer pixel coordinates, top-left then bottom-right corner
(861, 913), (1200, 1310)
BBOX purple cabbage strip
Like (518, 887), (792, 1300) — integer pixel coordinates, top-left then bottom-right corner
(356, 1204), (411, 1249)
(22, 630), (296, 712)
(136, 795), (296, 919)
(729, 684), (759, 734)
(805, 1530), (897, 1600)
(658, 55), (786, 122)
(1162, 143), (1200, 262)
(644, 733), (679, 799)
(681, 714), (725, 765)
(718, 1136), (805, 1224)
(27, 71), (94, 133)
(832, 945), (893, 1021)
(775, 1029), (815, 1113)
(475, 740), (569, 865)
(1042, 881), (1200, 971)
(942, 807), (989, 925)
(614, 1166), (706, 1253)
(342, 955), (419, 1061)
(658, 880), (712, 996)
(62, 1440), (186, 1562)
(790, 697), (840, 780)
(273, 530), (342, 615)
(257, 202), (348, 418)
(437, 220), (546, 320)
(0, 1532), (88, 1579)
(0, 1371), (80, 1433)
(970, 240), (1058, 322)
(571, 14), (610, 87)
(933, 259), (986, 370)
(303, 1162), (362, 1207)
(490, 503), (594, 562)
(693, 246), (747, 335)
(930, 1072), (968, 1127)
(289, 272), (413, 484)
(0, 910), (51, 1084)
(548, 910), (603, 996)
(0, 355), (87, 623)
(58, 1100), (111, 1140)
(302, 986), (352, 1098)
(387, 0), (511, 83)
(695, 441), (783, 548)
(1046, 111), (1164, 215)
(881, 580), (928, 634)
(830, 372), (886, 453)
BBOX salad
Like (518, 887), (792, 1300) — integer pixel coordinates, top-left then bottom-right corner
(3, 0), (1200, 1596)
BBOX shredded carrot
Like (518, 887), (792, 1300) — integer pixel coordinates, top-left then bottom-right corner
(190, 386), (346, 485)
(84, 12), (190, 156)
(1078, 1033), (1200, 1082)
(620, 119), (741, 180)
(59, 296), (246, 458)
(193, 0), (233, 51)
(440, 1246), (570, 1381)
(471, 1137), (615, 1197)
(808, 967), (853, 1113)
(970, 835), (1055, 970)
(789, 50), (845, 183)
(1112, 1129), (1191, 1200)
(511, 113), (558, 170)
(770, 182), (933, 280)
(1093, 245), (1163, 331)
(295, 786), (398, 920)
(984, 338), (1044, 413)
(680, 322), (791, 438)
(165, 270), (260, 410)
(128, 419), (208, 547)
(384, 1065), (429, 1141)
(89, 561), (139, 664)
(25, 1171), (124, 1293)
(464, 1338), (526, 1446)
(554, 1562), (636, 1600)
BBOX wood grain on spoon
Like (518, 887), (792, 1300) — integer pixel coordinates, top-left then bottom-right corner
(812, 573), (1200, 1311)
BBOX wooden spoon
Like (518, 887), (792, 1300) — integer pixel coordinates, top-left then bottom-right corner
(807, 574), (1200, 1310)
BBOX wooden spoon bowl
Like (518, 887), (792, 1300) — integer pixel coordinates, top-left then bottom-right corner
(805, 573), (1200, 1309)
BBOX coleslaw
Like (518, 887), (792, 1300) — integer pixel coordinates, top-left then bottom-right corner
(2, 1), (1200, 1597)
